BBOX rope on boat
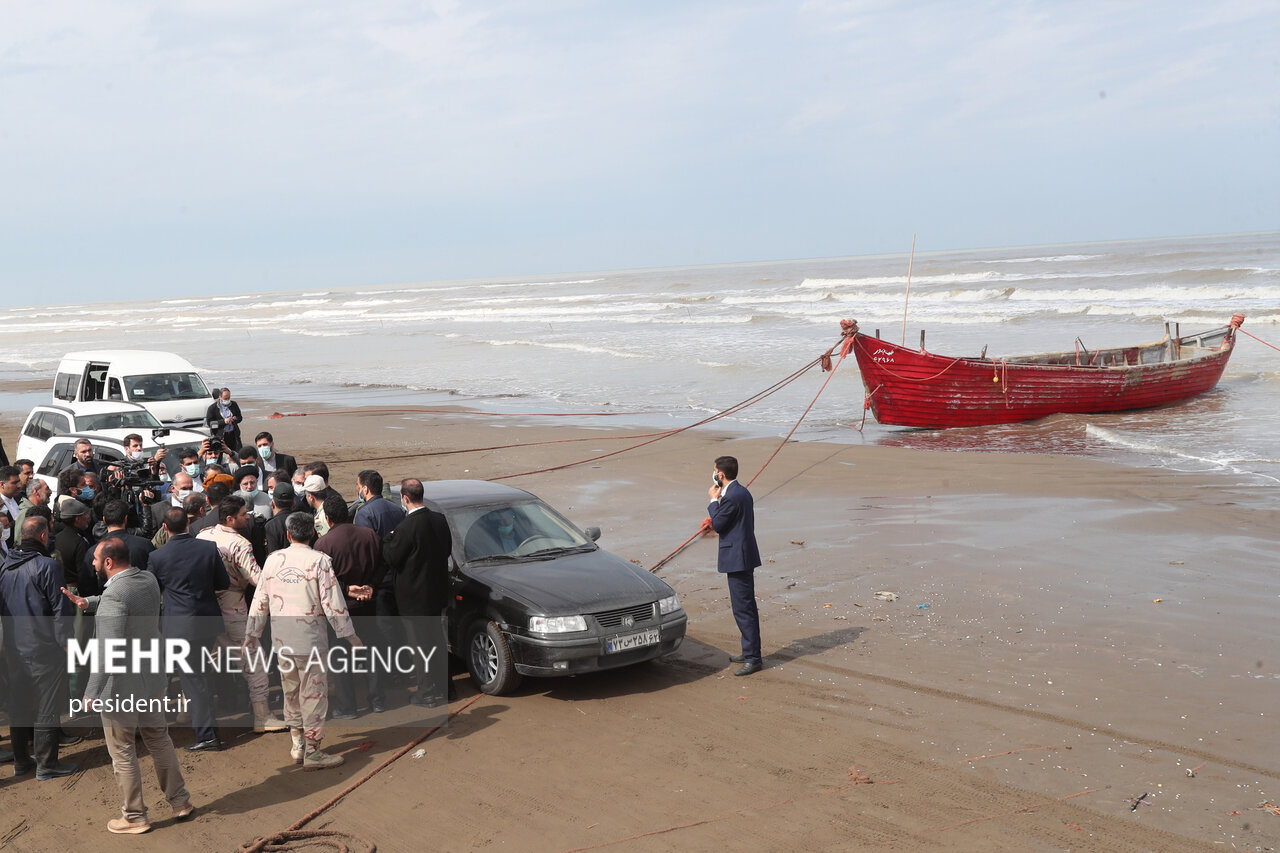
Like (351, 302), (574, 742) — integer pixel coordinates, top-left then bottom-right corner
(1237, 326), (1280, 354)
(852, 384), (884, 433)
(852, 335), (966, 383)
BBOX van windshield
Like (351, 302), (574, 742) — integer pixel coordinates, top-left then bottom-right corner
(124, 373), (210, 402)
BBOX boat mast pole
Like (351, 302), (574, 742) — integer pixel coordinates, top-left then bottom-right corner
(901, 233), (916, 346)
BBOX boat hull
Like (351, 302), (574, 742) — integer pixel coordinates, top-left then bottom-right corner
(851, 322), (1240, 429)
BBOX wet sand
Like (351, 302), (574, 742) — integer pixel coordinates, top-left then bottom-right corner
(2, 398), (1278, 851)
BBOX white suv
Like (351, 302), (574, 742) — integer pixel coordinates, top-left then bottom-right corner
(16, 401), (206, 464)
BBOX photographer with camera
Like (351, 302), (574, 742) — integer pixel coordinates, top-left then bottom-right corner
(98, 434), (164, 540)
(205, 387), (244, 453)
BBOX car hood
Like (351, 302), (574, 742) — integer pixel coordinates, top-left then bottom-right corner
(462, 548), (674, 616)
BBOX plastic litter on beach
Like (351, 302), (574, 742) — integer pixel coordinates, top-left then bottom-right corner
(874, 591), (899, 602)
(916, 602), (930, 610)
(411, 748), (427, 759)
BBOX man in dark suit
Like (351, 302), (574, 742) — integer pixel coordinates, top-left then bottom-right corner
(205, 387), (244, 452)
(708, 456), (763, 676)
(66, 537), (194, 834)
(148, 508), (229, 752)
(314, 494), (387, 715)
(383, 478), (454, 706)
(251, 431), (297, 486)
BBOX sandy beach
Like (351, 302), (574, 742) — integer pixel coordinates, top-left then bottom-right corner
(2, 397), (1277, 852)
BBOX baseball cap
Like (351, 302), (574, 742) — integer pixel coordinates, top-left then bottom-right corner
(302, 474), (327, 495)
(61, 498), (90, 518)
(273, 482), (296, 506)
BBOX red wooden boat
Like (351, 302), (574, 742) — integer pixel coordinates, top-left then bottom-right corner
(846, 314), (1245, 429)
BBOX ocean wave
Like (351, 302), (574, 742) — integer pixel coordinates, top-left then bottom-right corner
(799, 272), (1002, 288)
(988, 254), (1102, 263)
(274, 328), (358, 337)
(479, 339), (650, 360)
(1085, 424), (1280, 483)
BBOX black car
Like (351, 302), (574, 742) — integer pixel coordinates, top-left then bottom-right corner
(421, 480), (687, 695)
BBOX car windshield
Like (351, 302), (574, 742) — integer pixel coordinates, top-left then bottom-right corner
(75, 410), (162, 431)
(457, 500), (592, 563)
(124, 372), (210, 401)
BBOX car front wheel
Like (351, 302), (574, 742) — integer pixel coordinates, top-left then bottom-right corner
(467, 620), (521, 696)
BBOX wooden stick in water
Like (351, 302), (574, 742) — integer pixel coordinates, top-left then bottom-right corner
(901, 233), (917, 345)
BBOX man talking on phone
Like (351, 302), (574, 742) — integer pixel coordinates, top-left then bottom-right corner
(708, 456), (763, 675)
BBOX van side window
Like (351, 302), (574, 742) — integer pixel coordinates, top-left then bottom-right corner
(108, 378), (123, 401)
(54, 373), (77, 401)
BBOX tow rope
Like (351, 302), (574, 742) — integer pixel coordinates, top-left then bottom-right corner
(648, 321), (857, 572)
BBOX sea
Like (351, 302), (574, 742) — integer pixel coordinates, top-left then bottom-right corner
(2, 231), (1278, 494)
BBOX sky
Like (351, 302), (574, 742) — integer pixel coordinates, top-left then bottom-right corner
(2, 0), (1277, 307)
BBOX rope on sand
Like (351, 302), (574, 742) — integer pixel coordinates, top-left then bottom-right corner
(237, 693), (484, 853)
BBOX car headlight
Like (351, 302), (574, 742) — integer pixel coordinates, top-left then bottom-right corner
(658, 594), (681, 615)
(528, 615), (588, 633)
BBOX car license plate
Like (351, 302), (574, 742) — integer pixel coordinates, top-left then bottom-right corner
(605, 628), (660, 654)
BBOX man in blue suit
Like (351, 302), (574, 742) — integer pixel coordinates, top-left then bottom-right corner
(148, 507), (229, 751)
(707, 456), (763, 676)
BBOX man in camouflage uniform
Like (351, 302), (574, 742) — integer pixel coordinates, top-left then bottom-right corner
(245, 512), (364, 770)
(196, 494), (286, 732)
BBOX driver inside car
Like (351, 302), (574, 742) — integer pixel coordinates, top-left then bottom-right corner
(465, 508), (525, 559)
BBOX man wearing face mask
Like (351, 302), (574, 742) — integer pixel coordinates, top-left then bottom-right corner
(253, 432), (297, 486)
(122, 434), (168, 477)
(178, 450), (205, 492)
(151, 471), (196, 530)
(55, 468), (88, 527)
(205, 388), (244, 453)
(234, 468), (272, 520)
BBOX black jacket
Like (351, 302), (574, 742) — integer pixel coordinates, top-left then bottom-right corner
(383, 507), (453, 616)
(0, 540), (75, 660)
(205, 399), (244, 440)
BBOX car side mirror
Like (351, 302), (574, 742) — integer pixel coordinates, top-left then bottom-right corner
(584, 526), (601, 542)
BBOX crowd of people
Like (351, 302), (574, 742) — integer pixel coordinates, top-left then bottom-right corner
(0, 421), (454, 835)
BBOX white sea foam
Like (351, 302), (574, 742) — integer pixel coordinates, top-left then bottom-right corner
(1086, 424), (1280, 483)
(481, 340), (649, 360)
(988, 254), (1101, 263)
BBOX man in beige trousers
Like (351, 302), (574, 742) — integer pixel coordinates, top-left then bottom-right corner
(65, 538), (195, 834)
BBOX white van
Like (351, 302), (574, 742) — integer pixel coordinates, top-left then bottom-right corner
(53, 350), (213, 430)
